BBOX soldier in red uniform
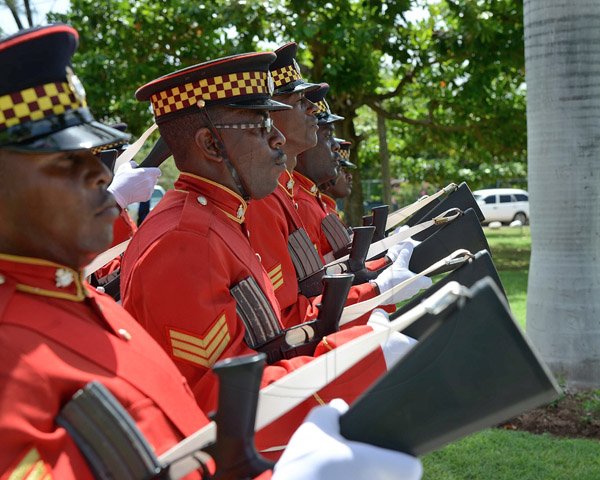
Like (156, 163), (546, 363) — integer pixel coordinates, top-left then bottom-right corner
(0, 25), (423, 480)
(244, 42), (326, 327)
(296, 86), (433, 291)
(246, 45), (404, 329)
(294, 85), (384, 266)
(0, 25), (209, 479)
(320, 139), (355, 219)
(119, 50), (415, 454)
(316, 139), (391, 269)
(293, 83), (344, 261)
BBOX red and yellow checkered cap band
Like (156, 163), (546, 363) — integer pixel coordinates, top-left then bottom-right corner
(271, 64), (302, 89)
(90, 140), (126, 156)
(0, 81), (85, 131)
(340, 148), (350, 160)
(315, 99), (329, 115)
(150, 70), (270, 118)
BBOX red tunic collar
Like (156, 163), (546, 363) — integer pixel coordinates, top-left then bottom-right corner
(293, 171), (320, 197)
(175, 172), (248, 224)
(0, 253), (87, 302)
(321, 193), (338, 211)
(277, 170), (296, 198)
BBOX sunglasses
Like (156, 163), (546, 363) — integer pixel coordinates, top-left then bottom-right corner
(213, 117), (274, 134)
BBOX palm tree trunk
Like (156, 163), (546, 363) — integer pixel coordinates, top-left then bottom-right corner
(524, 0), (600, 389)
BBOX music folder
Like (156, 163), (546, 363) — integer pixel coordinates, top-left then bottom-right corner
(339, 277), (560, 456)
(405, 182), (485, 232)
(398, 249), (506, 339)
(409, 208), (492, 275)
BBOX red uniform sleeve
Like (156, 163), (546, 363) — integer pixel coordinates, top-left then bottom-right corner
(0, 322), (206, 480)
(294, 192), (331, 262)
(366, 256), (390, 271)
(256, 325), (387, 459)
(247, 196), (382, 328)
(122, 230), (318, 415)
(247, 197), (320, 329)
(0, 345), (94, 480)
(112, 209), (137, 246)
(123, 230), (388, 455)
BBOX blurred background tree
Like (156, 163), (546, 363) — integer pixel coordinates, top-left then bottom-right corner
(43, 0), (525, 224)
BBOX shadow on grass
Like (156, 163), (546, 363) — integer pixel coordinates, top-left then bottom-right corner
(486, 226), (531, 271)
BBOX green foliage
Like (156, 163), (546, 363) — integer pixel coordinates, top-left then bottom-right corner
(580, 391), (600, 420)
(48, 0), (261, 135)
(359, 0), (526, 191)
(49, 0), (526, 219)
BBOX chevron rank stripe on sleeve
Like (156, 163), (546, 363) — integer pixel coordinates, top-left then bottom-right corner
(5, 447), (52, 480)
(268, 264), (284, 291)
(169, 315), (230, 368)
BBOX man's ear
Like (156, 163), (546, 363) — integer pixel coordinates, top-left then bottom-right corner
(194, 127), (223, 163)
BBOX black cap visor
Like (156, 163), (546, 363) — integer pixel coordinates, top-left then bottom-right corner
(274, 79), (320, 96)
(340, 159), (357, 169)
(4, 119), (130, 153)
(227, 97), (292, 111)
(317, 112), (345, 125)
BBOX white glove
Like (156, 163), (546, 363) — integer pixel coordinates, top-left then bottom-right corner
(367, 308), (418, 369)
(273, 398), (423, 480)
(386, 242), (407, 262)
(392, 224), (410, 236)
(387, 226), (421, 262)
(108, 160), (161, 208)
(373, 243), (432, 304)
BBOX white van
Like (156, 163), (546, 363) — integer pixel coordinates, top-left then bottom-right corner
(473, 188), (529, 225)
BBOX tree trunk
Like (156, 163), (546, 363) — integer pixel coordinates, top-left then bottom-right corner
(23, 0), (34, 27)
(336, 110), (364, 227)
(4, 1), (24, 30)
(524, 0), (600, 389)
(377, 110), (392, 206)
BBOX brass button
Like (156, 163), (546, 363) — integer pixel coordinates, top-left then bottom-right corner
(197, 196), (207, 206)
(0, 274), (5, 285)
(118, 328), (132, 341)
(237, 205), (244, 219)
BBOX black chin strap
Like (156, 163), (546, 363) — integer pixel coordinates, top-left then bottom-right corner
(198, 104), (251, 201)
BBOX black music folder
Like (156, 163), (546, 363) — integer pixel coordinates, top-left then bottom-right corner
(339, 278), (560, 456)
(405, 182), (485, 230)
(399, 249), (505, 339)
(409, 208), (491, 275)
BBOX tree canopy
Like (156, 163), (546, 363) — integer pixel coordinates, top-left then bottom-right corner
(47, 0), (526, 223)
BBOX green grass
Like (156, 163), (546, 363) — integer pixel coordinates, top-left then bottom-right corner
(422, 225), (600, 479)
(423, 430), (600, 480)
(485, 226), (531, 329)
